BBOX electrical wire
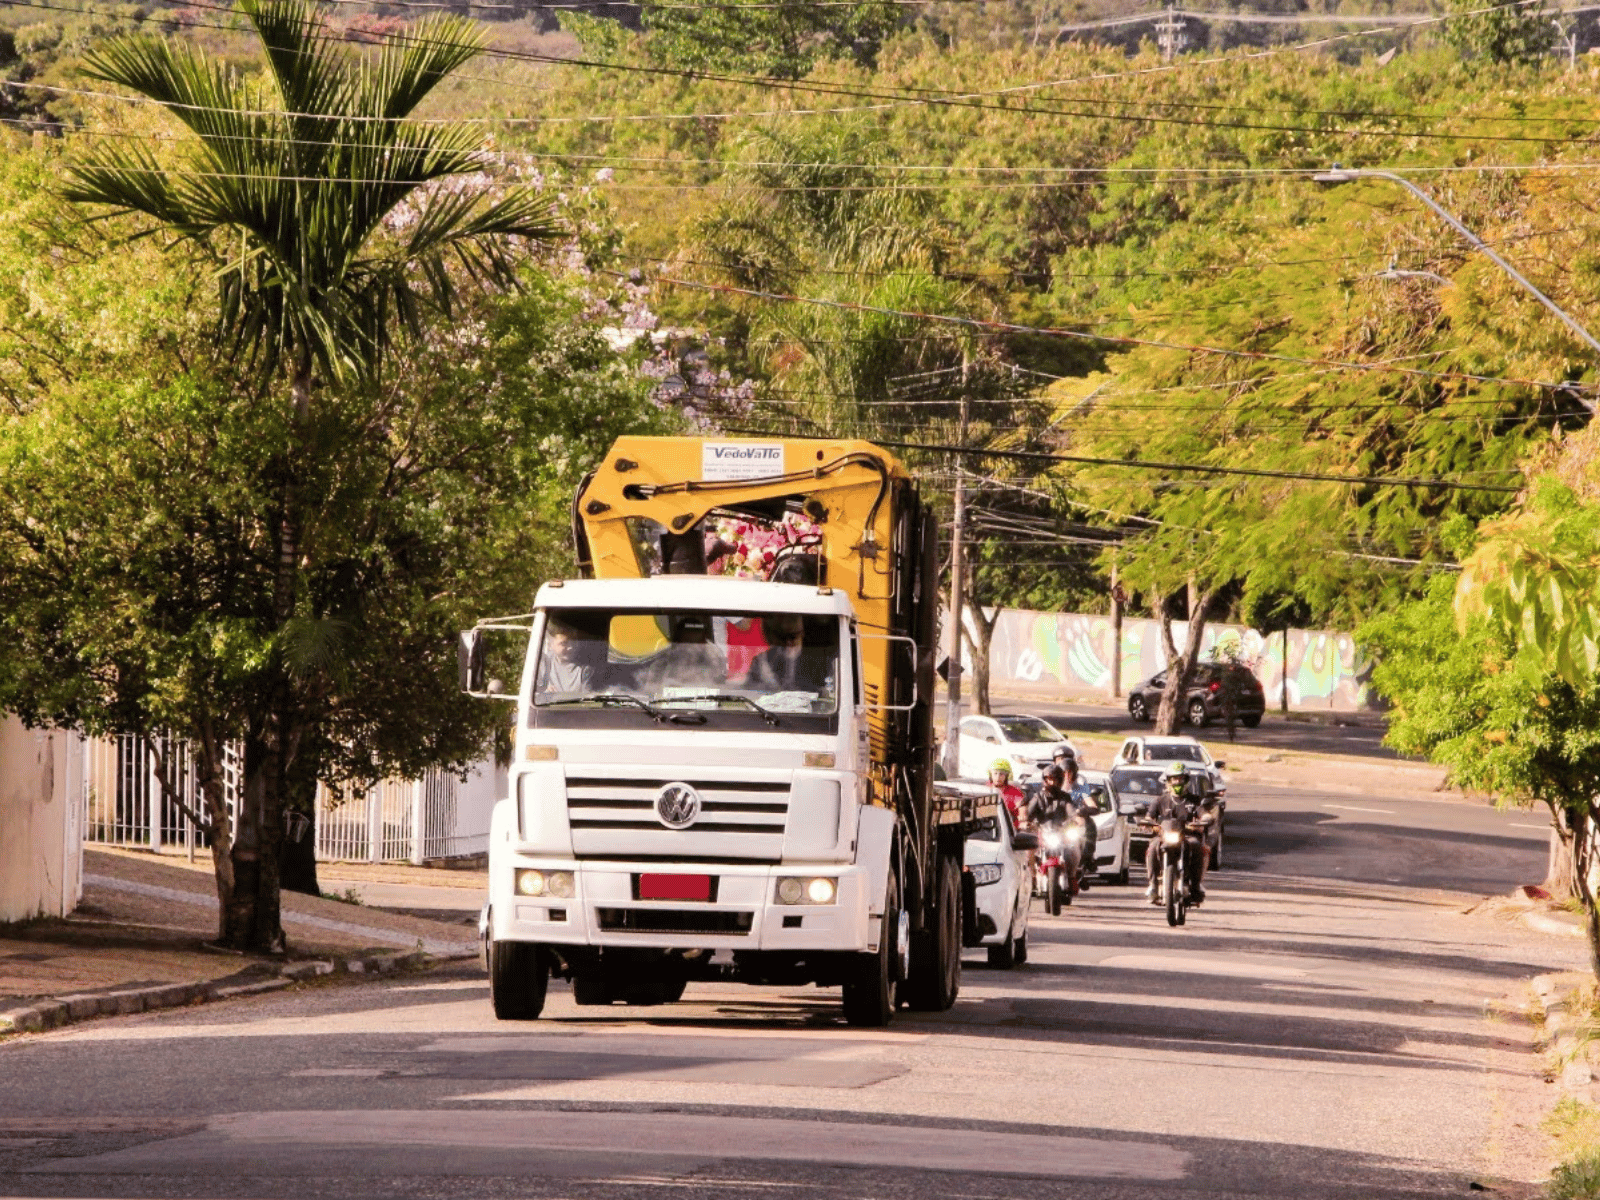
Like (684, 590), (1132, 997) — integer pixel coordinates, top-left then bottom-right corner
(642, 271), (1585, 393)
(7, 0), (1596, 145)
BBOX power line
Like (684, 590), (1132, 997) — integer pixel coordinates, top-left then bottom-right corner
(643, 271), (1584, 393)
(726, 428), (1522, 491)
(7, 0), (1592, 146)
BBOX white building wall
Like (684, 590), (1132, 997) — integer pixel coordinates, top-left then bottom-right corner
(0, 716), (83, 922)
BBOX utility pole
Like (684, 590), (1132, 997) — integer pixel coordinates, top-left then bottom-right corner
(1155, 6), (1188, 60)
(1109, 556), (1124, 699)
(941, 359), (971, 779)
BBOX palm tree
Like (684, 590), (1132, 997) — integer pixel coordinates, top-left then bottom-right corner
(62, 0), (556, 952)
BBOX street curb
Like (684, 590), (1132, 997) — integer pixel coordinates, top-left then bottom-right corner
(1533, 973), (1595, 1094)
(0, 948), (476, 1037)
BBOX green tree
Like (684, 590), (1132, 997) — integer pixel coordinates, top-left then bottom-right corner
(1363, 571), (1600, 971)
(1444, 0), (1556, 65)
(639, 0), (900, 80)
(36, 0), (563, 953)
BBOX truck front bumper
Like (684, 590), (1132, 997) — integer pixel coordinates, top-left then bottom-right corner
(490, 859), (877, 954)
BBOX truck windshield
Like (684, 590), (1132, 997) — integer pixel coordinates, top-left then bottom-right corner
(534, 607), (841, 717)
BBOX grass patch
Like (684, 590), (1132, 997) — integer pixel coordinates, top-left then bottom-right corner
(1551, 1150), (1600, 1200)
(321, 888), (364, 906)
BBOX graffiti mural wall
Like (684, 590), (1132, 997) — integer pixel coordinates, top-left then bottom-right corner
(971, 609), (1377, 712)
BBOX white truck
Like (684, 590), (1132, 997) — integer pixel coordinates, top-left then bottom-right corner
(461, 436), (992, 1026)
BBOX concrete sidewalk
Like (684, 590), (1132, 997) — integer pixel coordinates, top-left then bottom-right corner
(0, 847), (480, 1036)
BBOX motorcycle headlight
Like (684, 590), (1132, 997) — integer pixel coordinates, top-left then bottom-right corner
(969, 863), (1003, 886)
(1162, 829), (1183, 845)
(1065, 826), (1084, 843)
(1044, 830), (1063, 849)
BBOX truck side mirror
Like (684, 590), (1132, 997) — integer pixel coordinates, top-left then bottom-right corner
(458, 629), (485, 694)
(1011, 831), (1040, 852)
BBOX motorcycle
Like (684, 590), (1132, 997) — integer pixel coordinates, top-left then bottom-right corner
(1034, 815), (1088, 916)
(1145, 812), (1207, 927)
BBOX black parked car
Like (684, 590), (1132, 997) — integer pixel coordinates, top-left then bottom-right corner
(1127, 663), (1266, 728)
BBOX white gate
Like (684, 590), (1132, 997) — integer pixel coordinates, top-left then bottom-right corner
(81, 735), (492, 864)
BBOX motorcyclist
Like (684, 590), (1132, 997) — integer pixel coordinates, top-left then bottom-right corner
(1027, 763), (1072, 828)
(1028, 763), (1094, 893)
(988, 759), (1026, 824)
(1059, 750), (1100, 886)
(1143, 763), (1216, 904)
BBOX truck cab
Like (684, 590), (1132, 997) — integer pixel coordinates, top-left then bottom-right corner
(488, 575), (899, 994)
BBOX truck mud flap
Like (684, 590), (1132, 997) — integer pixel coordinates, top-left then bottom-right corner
(961, 871), (981, 947)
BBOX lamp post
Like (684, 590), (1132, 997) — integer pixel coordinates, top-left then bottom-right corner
(1314, 165), (1600, 413)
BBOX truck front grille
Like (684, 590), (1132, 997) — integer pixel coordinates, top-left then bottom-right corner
(565, 773), (791, 861)
(596, 907), (754, 935)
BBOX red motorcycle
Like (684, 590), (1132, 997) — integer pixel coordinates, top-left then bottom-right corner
(1033, 814), (1089, 916)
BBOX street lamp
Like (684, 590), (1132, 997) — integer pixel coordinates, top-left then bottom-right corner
(1314, 164), (1600, 412)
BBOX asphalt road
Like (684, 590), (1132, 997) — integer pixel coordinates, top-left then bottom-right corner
(0, 784), (1583, 1200)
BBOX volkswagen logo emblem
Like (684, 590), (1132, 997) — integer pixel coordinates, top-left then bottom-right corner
(654, 782), (702, 830)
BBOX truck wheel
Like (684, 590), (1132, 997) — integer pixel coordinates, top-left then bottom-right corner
(572, 975), (614, 1006)
(1014, 933), (1028, 965)
(490, 941), (548, 1021)
(904, 855), (961, 1012)
(843, 875), (900, 1027)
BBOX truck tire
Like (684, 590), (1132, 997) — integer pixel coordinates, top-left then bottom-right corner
(843, 875), (900, 1027)
(904, 855), (961, 1012)
(490, 941), (548, 1021)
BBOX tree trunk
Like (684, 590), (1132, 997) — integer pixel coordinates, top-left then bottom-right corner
(1545, 805), (1577, 902)
(191, 722), (235, 945)
(1571, 804), (1600, 979)
(963, 567), (1001, 718)
(1154, 587), (1216, 735)
(279, 749), (321, 897)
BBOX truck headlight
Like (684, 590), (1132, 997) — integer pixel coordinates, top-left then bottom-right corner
(969, 863), (1003, 886)
(516, 869), (573, 898)
(776, 876), (838, 905)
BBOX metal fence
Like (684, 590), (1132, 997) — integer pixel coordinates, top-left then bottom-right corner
(81, 735), (491, 864)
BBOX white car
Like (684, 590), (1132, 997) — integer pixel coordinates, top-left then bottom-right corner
(1112, 735), (1227, 798)
(958, 712), (1079, 782)
(964, 802), (1035, 969)
(1078, 769), (1132, 884)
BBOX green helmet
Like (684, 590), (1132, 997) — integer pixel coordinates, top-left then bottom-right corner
(1164, 763), (1188, 787)
(989, 759), (1013, 778)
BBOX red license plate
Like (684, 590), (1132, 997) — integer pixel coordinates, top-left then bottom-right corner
(638, 873), (713, 901)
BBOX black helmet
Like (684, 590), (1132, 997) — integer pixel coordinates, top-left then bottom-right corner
(1042, 763), (1066, 785)
(1052, 746), (1075, 763)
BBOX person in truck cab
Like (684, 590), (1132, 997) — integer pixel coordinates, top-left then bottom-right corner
(748, 613), (833, 696)
(988, 760), (1025, 823)
(537, 617), (601, 698)
(638, 612), (728, 696)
